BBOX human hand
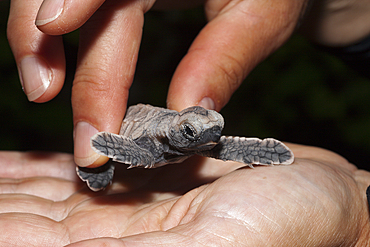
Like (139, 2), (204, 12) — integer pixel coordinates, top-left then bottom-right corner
(6, 0), (310, 168)
(7, 0), (370, 169)
(1, 144), (369, 246)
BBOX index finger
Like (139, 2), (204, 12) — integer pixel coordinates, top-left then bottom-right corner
(72, 1), (154, 167)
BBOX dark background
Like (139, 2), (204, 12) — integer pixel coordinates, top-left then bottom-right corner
(1, 2), (369, 169)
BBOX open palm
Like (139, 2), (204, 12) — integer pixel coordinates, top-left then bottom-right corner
(1, 143), (369, 246)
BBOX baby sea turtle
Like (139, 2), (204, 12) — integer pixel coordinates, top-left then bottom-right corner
(77, 104), (294, 191)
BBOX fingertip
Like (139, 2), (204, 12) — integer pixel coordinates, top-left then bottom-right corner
(7, 0), (66, 103)
(198, 97), (216, 110)
(167, 52), (230, 112)
(74, 121), (109, 167)
(35, 0), (64, 27)
(19, 53), (65, 103)
(74, 155), (109, 168)
(35, 0), (105, 35)
(18, 56), (53, 102)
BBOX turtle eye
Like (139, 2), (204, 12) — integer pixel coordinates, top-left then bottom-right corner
(181, 124), (197, 140)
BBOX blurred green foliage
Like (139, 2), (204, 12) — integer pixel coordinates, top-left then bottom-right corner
(1, 2), (369, 169)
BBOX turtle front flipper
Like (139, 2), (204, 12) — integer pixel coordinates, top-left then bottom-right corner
(76, 162), (115, 191)
(91, 132), (155, 168)
(199, 136), (294, 166)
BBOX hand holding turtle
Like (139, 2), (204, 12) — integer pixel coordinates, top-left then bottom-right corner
(77, 104), (294, 191)
(7, 0), (370, 170)
(0, 144), (369, 246)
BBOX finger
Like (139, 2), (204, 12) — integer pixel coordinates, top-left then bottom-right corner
(0, 178), (80, 202)
(71, 1), (154, 167)
(0, 151), (78, 180)
(35, 0), (105, 35)
(7, 0), (65, 102)
(167, 0), (309, 111)
(0, 214), (70, 246)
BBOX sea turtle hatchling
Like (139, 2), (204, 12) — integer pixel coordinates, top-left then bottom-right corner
(77, 104), (294, 191)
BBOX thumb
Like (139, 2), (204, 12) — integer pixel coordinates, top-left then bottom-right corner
(167, 0), (308, 111)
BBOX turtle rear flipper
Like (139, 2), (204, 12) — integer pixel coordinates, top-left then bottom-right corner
(76, 162), (115, 191)
(199, 136), (294, 166)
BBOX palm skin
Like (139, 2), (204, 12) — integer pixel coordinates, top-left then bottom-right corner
(1, 143), (369, 246)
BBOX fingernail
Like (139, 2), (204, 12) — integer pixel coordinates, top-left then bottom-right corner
(198, 97), (215, 110)
(35, 0), (64, 26)
(74, 122), (105, 167)
(19, 56), (52, 102)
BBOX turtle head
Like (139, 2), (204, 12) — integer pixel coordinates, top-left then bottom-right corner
(168, 106), (224, 151)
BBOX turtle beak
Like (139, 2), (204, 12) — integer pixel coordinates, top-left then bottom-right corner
(198, 141), (218, 149)
(206, 126), (222, 142)
(197, 126), (222, 150)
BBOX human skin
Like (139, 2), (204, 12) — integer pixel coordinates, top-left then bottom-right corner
(6, 1), (370, 245)
(0, 143), (369, 246)
(7, 0), (370, 169)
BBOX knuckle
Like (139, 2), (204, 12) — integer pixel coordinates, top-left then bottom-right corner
(71, 66), (130, 111)
(215, 52), (246, 93)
